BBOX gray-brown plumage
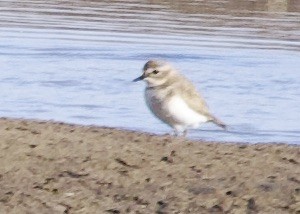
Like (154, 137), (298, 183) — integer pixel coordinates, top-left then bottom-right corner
(134, 60), (226, 135)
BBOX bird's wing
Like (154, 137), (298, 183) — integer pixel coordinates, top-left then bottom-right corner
(174, 76), (227, 129)
(174, 76), (212, 118)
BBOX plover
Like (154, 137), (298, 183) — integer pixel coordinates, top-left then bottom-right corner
(133, 60), (226, 136)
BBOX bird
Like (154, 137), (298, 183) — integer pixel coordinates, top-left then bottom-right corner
(133, 60), (226, 136)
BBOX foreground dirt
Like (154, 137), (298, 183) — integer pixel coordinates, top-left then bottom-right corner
(0, 118), (299, 213)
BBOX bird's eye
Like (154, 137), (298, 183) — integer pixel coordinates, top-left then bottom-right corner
(153, 70), (159, 74)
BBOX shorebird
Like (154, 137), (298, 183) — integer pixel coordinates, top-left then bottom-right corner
(133, 60), (226, 136)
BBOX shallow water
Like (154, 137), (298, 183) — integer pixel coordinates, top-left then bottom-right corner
(0, 0), (300, 143)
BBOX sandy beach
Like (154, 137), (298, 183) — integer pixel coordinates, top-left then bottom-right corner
(0, 118), (299, 213)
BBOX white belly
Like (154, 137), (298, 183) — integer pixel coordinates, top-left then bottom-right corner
(145, 90), (208, 129)
(167, 95), (208, 127)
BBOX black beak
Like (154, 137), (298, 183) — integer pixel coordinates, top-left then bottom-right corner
(133, 75), (145, 82)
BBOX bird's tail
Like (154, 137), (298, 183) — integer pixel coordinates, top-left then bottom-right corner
(210, 116), (227, 130)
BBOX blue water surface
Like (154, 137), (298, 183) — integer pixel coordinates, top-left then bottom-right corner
(0, 0), (300, 143)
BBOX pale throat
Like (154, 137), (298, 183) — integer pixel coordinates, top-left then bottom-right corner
(145, 78), (167, 88)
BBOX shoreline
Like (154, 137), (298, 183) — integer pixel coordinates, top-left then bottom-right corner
(1, 117), (298, 146)
(0, 117), (299, 213)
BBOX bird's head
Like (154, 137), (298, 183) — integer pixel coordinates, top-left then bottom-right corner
(133, 60), (177, 87)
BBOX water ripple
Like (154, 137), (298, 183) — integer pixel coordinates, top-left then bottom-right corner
(1, 0), (300, 143)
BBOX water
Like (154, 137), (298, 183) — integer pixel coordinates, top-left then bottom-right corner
(0, 0), (300, 143)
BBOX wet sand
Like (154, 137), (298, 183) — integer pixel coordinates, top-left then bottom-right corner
(0, 118), (299, 213)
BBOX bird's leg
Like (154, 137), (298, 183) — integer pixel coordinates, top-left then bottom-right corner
(183, 129), (188, 137)
(173, 129), (180, 137)
(171, 127), (181, 137)
(173, 125), (186, 138)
